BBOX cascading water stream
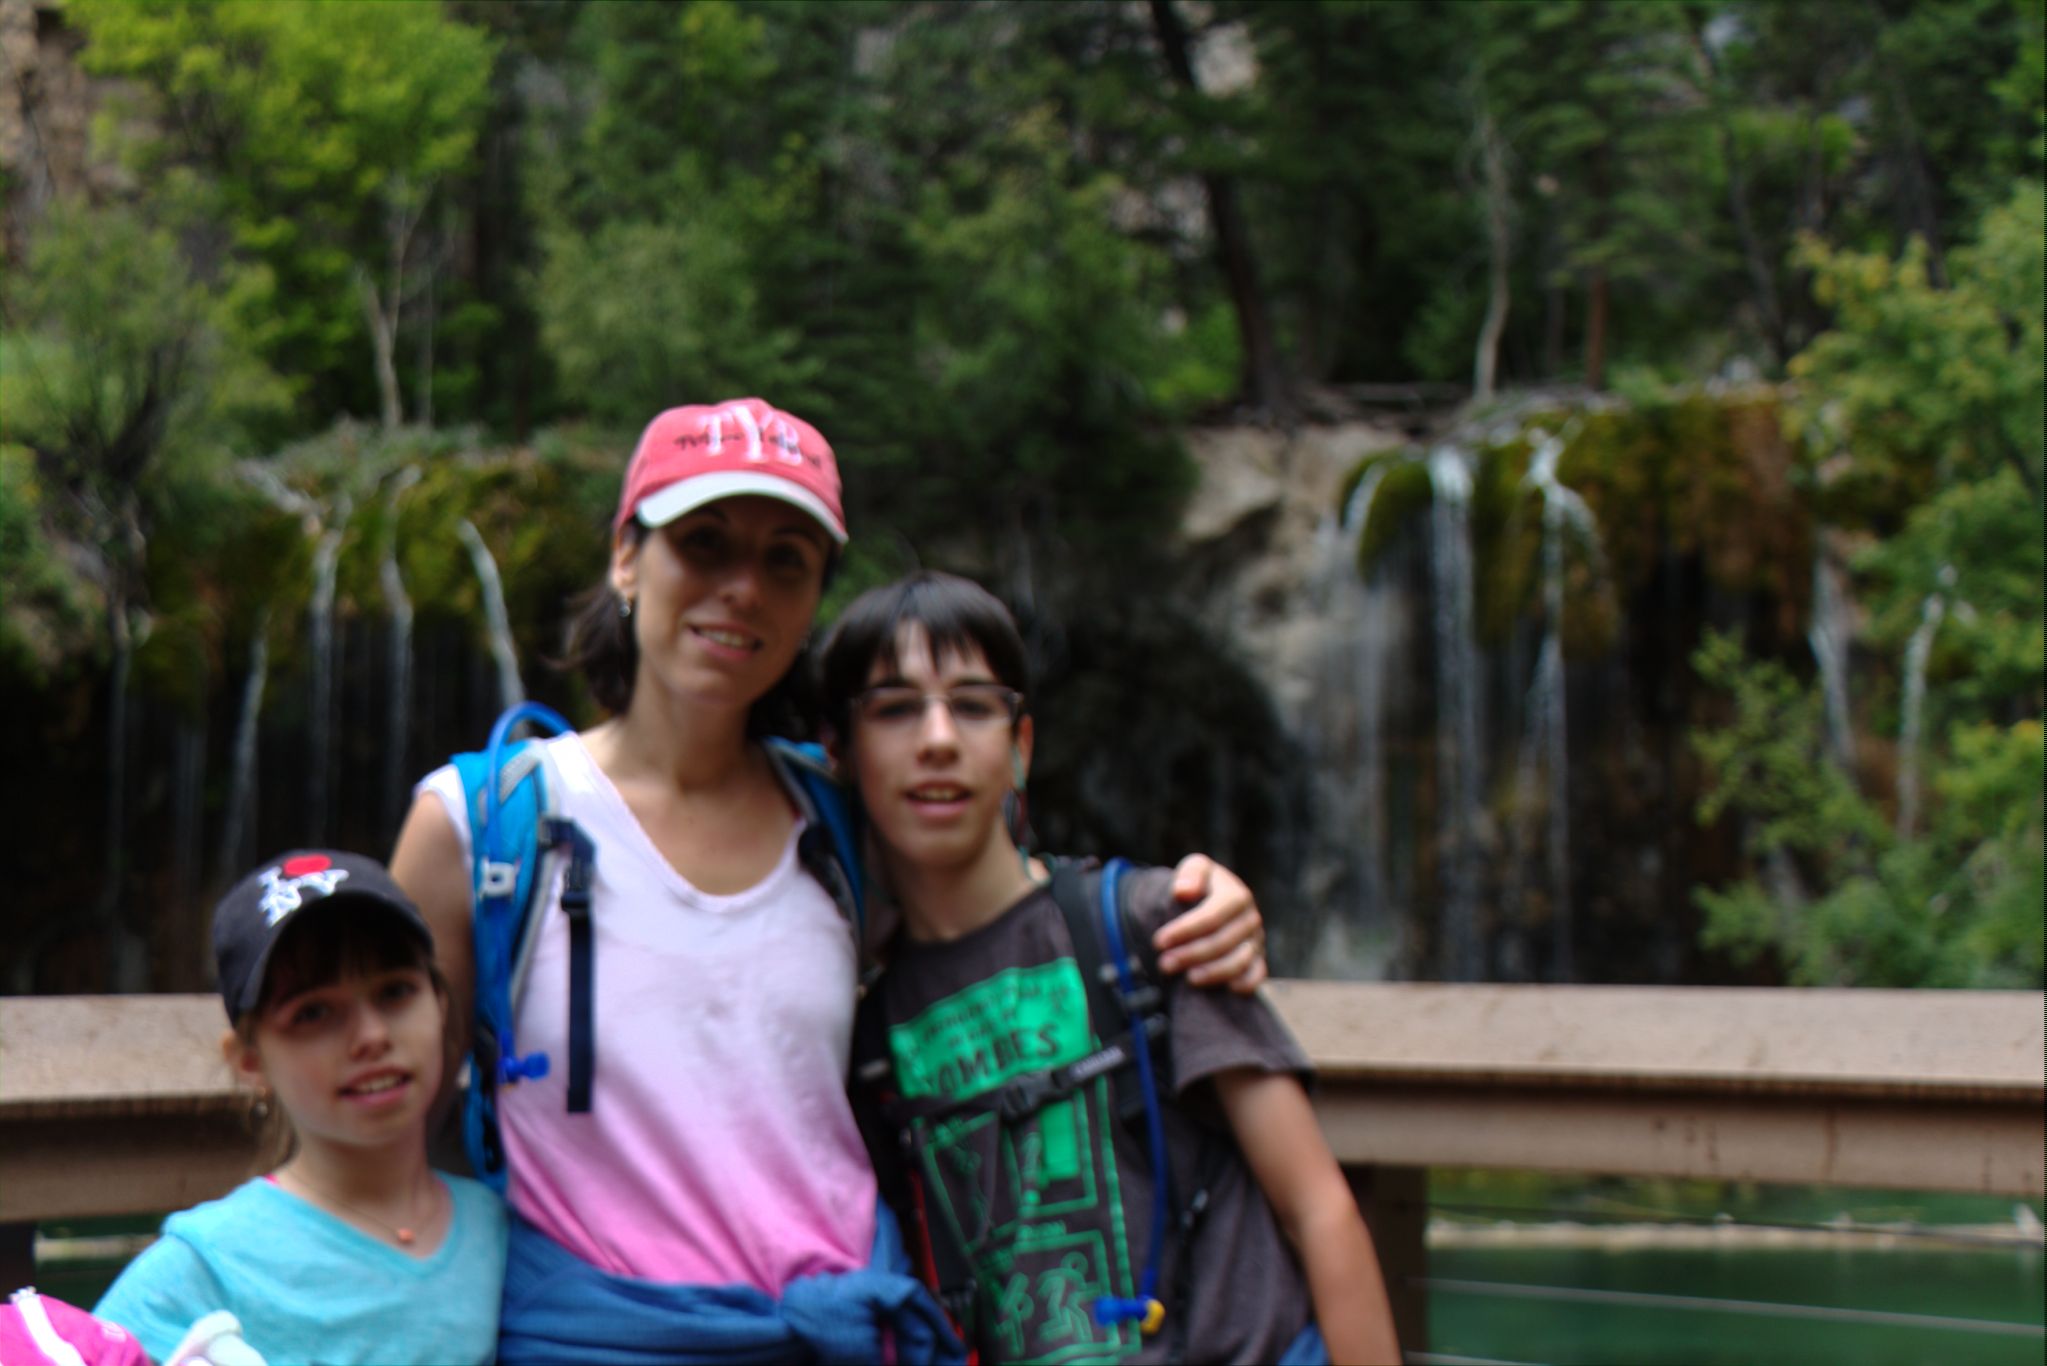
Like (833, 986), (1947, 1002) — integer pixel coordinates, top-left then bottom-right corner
(1343, 466), (1393, 951)
(1427, 445), (1485, 981)
(458, 519), (525, 711)
(219, 615), (270, 882)
(170, 716), (206, 963)
(1808, 550), (1855, 769)
(1517, 432), (1601, 981)
(380, 468), (422, 842)
(1895, 566), (1953, 838)
(1300, 463), (1397, 976)
(97, 603), (148, 990)
(306, 498), (353, 846)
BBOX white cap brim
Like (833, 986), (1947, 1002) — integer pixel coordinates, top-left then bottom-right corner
(634, 470), (848, 544)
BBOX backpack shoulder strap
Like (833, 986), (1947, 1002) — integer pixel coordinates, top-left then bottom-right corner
(1050, 856), (1177, 1340)
(764, 738), (866, 946)
(453, 702), (584, 1189)
(1047, 857), (1161, 1051)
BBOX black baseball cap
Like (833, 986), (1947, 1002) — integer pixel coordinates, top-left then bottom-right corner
(213, 849), (433, 1023)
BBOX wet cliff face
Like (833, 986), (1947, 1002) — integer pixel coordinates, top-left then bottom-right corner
(3, 392), (1816, 993)
(1, 0), (129, 265)
(1162, 390), (1813, 983)
(2, 428), (614, 995)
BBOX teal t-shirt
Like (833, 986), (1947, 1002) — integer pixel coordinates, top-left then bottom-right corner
(95, 1173), (507, 1366)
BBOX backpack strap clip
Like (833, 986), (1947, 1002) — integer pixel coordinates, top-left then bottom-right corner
(480, 860), (519, 899)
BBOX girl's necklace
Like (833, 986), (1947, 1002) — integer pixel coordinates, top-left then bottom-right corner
(279, 1167), (441, 1248)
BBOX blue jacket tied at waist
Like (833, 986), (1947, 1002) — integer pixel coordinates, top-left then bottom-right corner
(497, 1201), (964, 1365)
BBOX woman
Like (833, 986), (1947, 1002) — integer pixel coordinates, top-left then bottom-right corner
(390, 397), (1267, 1362)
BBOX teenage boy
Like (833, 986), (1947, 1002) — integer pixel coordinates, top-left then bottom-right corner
(819, 571), (1400, 1365)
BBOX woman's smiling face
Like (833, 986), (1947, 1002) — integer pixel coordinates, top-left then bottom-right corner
(612, 495), (831, 716)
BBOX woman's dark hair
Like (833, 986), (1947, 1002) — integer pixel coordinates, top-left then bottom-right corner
(816, 570), (1031, 737)
(233, 902), (455, 1171)
(557, 518), (825, 739)
(559, 522), (647, 717)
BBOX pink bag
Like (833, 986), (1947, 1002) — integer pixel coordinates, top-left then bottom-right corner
(0, 1288), (151, 1366)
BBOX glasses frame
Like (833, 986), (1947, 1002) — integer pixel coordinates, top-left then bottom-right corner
(850, 683), (1024, 731)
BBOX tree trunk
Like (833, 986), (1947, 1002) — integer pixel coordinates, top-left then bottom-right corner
(1685, 19), (1788, 369)
(1148, 0), (1290, 417)
(1583, 145), (1612, 391)
(360, 187), (427, 431)
(1583, 265), (1608, 392)
(360, 272), (403, 431)
(1472, 103), (1513, 400)
(416, 251), (435, 429)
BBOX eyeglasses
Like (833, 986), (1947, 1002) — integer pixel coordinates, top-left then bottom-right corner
(853, 684), (1022, 731)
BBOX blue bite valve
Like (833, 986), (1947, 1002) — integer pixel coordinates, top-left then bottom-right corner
(1091, 1296), (1165, 1336)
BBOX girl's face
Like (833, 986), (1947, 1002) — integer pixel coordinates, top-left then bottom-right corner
(228, 966), (447, 1158)
(612, 495), (831, 718)
(848, 624), (1032, 877)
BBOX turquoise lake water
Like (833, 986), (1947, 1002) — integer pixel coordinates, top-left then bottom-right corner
(1428, 1242), (2043, 1364)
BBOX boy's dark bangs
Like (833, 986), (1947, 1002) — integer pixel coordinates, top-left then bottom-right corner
(821, 572), (1031, 721)
(255, 901), (433, 1012)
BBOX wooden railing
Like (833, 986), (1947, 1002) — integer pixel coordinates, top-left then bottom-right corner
(5, 984), (2042, 1350)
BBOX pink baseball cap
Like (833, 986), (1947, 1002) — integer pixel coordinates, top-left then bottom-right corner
(614, 398), (847, 544)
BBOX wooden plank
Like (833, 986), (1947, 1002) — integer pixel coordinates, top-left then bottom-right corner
(0, 1113), (255, 1223)
(1313, 1087), (2045, 1196)
(1266, 981), (2045, 1099)
(0, 996), (235, 1118)
(3, 989), (2041, 1222)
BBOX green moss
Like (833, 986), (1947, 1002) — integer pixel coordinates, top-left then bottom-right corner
(1350, 454), (1434, 573)
(1332, 391), (1810, 656)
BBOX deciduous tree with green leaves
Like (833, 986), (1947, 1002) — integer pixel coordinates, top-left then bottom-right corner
(1691, 179), (2044, 988)
(70, 0), (498, 428)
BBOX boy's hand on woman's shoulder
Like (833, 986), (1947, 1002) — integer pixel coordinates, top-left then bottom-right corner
(1158, 855), (1269, 992)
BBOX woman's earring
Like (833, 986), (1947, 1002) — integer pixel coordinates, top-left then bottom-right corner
(250, 1087), (271, 1122)
(618, 593), (634, 621)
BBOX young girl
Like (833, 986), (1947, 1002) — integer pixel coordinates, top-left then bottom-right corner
(819, 572), (1403, 1365)
(94, 850), (508, 1366)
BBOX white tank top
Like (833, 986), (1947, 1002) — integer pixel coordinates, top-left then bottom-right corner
(421, 733), (874, 1290)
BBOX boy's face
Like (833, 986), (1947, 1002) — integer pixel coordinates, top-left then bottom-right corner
(847, 624), (1031, 878)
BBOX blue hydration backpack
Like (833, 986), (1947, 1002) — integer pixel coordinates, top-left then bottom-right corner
(452, 702), (866, 1192)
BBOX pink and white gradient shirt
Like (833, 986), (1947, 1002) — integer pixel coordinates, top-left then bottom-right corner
(421, 733), (875, 1290)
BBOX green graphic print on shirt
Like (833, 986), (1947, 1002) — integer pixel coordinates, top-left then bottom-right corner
(887, 958), (1141, 1364)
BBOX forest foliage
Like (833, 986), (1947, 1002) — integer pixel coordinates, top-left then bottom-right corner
(2, 0), (2040, 986)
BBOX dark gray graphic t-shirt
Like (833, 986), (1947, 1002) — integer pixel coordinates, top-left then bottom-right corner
(868, 866), (1315, 1365)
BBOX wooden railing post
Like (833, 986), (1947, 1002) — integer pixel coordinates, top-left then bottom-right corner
(1347, 1162), (1428, 1356)
(0, 1221), (32, 1293)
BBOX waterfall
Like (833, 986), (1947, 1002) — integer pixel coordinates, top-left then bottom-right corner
(1809, 550), (1854, 769)
(219, 614), (270, 881)
(97, 602), (146, 990)
(1299, 462), (1398, 978)
(1518, 432), (1599, 981)
(170, 716), (206, 967)
(1427, 445), (1485, 981)
(458, 519), (525, 711)
(1895, 567), (1952, 838)
(306, 498), (352, 845)
(1343, 466), (1392, 955)
(381, 468), (422, 841)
